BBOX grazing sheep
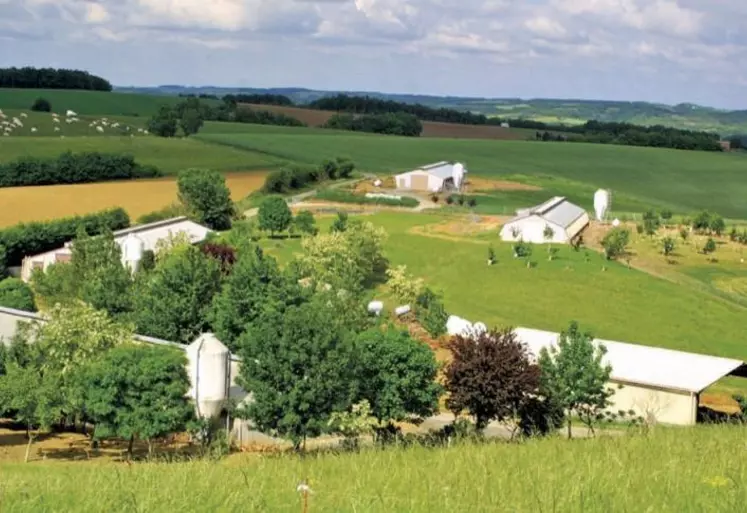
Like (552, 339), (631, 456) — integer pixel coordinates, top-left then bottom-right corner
(20, 112), (28, 118)
(66, 119), (73, 124)
(66, 110), (77, 117)
(137, 128), (143, 133)
(143, 130), (149, 135)
(96, 126), (104, 133)
(54, 127), (60, 132)
(31, 127), (37, 133)
(53, 117), (60, 123)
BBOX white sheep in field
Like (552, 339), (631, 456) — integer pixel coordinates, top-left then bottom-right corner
(20, 112), (27, 118)
(31, 127), (37, 133)
(66, 110), (77, 117)
(66, 119), (74, 124)
(96, 126), (104, 133)
(51, 112), (58, 117)
(70, 117), (79, 123)
(111, 122), (119, 128)
(137, 128), (143, 133)
(143, 130), (149, 135)
(53, 117), (60, 123)
(12, 117), (21, 125)
(54, 126), (60, 132)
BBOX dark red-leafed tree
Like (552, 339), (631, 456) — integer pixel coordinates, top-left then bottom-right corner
(200, 242), (237, 275)
(444, 327), (540, 431)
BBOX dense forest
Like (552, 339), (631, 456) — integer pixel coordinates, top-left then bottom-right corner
(0, 67), (112, 91)
(224, 93), (294, 106)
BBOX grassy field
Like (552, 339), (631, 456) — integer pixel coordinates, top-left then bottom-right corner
(0, 426), (744, 512)
(0, 136), (280, 174)
(198, 130), (747, 218)
(0, 172), (267, 227)
(0, 89), (216, 116)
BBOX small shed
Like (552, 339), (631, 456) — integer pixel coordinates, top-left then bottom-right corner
(395, 161), (466, 192)
(500, 196), (589, 244)
(513, 327), (747, 426)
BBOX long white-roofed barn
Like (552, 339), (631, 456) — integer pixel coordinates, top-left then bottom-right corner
(500, 196), (589, 244)
(395, 161), (467, 192)
(513, 327), (747, 426)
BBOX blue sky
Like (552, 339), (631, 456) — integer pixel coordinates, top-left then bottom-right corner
(2, 0), (746, 109)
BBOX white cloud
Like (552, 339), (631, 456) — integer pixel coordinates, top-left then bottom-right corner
(524, 16), (568, 39)
(85, 3), (110, 24)
(134, 0), (246, 30)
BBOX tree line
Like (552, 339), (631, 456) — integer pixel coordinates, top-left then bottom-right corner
(147, 97), (305, 137)
(0, 152), (162, 188)
(0, 67), (112, 91)
(323, 112), (423, 136)
(262, 157), (356, 194)
(223, 93), (294, 106)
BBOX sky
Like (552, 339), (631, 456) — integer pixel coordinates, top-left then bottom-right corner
(1, 0), (746, 109)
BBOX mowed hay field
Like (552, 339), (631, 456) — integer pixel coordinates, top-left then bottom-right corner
(0, 136), (281, 174)
(198, 130), (747, 218)
(1, 426), (745, 512)
(241, 103), (532, 140)
(0, 172), (267, 227)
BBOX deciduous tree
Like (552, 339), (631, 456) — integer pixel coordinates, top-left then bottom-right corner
(133, 246), (222, 343)
(385, 265), (424, 304)
(0, 278), (36, 311)
(294, 210), (318, 235)
(257, 196), (292, 236)
(82, 344), (194, 458)
(445, 327), (540, 431)
(538, 321), (613, 438)
(601, 227), (630, 260)
(177, 168), (234, 230)
(147, 104), (178, 137)
(353, 326), (441, 425)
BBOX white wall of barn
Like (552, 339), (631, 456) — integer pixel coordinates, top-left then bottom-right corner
(609, 380), (698, 425)
(500, 216), (568, 244)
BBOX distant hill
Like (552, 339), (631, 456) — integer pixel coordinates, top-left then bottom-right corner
(115, 86), (747, 136)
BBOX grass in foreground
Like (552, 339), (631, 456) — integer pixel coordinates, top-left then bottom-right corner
(198, 131), (747, 218)
(0, 172), (267, 227)
(0, 426), (744, 512)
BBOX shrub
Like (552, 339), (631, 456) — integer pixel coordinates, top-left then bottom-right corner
(0, 208), (130, 266)
(601, 227), (630, 260)
(30, 97), (51, 112)
(0, 152), (162, 188)
(446, 195), (455, 205)
(467, 197), (477, 208)
(513, 241), (532, 258)
(136, 203), (188, 224)
(0, 278), (36, 311)
(315, 189), (419, 208)
(415, 288), (448, 338)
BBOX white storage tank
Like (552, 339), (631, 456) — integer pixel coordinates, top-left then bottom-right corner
(121, 233), (145, 273)
(186, 333), (229, 420)
(593, 189), (611, 222)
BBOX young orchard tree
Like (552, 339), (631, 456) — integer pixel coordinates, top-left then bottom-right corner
(662, 236), (676, 257)
(487, 245), (496, 265)
(642, 209), (661, 237)
(703, 237), (717, 260)
(133, 245), (222, 344)
(82, 344), (194, 459)
(445, 327), (540, 432)
(294, 210), (318, 235)
(415, 287), (448, 338)
(236, 298), (357, 451)
(543, 224), (557, 261)
(601, 227), (630, 260)
(710, 214), (726, 237)
(680, 227), (690, 243)
(538, 321), (613, 438)
(660, 209), (673, 223)
(177, 168), (234, 230)
(258, 196), (292, 237)
(327, 400), (379, 450)
(353, 326), (442, 428)
(330, 211), (349, 233)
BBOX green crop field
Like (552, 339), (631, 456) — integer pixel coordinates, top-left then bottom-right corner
(198, 131), (747, 218)
(0, 89), (216, 116)
(0, 136), (281, 174)
(1, 426), (744, 512)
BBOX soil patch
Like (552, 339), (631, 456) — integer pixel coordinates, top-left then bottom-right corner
(463, 176), (542, 193)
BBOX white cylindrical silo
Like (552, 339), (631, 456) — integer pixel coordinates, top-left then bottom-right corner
(121, 233), (144, 273)
(186, 333), (229, 420)
(452, 163), (465, 190)
(593, 189), (611, 222)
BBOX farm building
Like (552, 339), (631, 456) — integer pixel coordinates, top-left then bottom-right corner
(20, 216), (212, 282)
(513, 327), (747, 426)
(500, 196), (589, 244)
(395, 161), (467, 192)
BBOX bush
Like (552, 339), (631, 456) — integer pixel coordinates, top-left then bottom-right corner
(0, 152), (162, 188)
(416, 288), (448, 338)
(0, 208), (130, 266)
(136, 203), (188, 224)
(30, 97), (51, 112)
(601, 227), (630, 260)
(0, 278), (36, 311)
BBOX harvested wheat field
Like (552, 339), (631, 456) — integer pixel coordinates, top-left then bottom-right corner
(463, 176), (542, 192)
(0, 172), (267, 227)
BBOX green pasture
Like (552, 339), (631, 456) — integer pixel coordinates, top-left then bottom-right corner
(1, 426), (744, 512)
(0, 109), (147, 137)
(0, 136), (281, 174)
(0, 89), (215, 116)
(198, 131), (747, 218)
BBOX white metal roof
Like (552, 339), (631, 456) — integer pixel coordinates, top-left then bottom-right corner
(513, 326), (745, 394)
(506, 197), (587, 230)
(397, 161), (465, 180)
